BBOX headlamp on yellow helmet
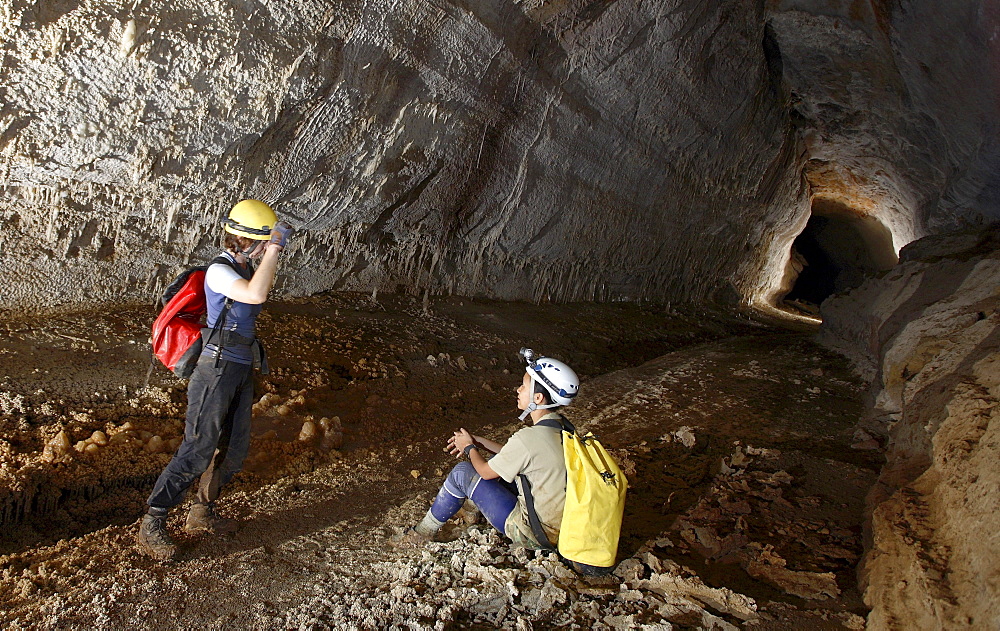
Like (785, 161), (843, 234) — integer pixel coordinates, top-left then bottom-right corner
(223, 200), (277, 240)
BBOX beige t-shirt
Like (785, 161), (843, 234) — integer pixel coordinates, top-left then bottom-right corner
(488, 414), (567, 548)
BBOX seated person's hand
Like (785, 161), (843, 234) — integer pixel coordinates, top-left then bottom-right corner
(446, 429), (475, 458)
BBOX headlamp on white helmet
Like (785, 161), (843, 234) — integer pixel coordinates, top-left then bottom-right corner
(518, 348), (579, 420)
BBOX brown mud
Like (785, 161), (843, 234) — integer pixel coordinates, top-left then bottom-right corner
(0, 293), (881, 629)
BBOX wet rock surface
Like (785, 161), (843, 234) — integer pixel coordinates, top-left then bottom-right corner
(0, 294), (877, 628)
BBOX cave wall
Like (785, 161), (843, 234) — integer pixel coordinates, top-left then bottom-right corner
(763, 0), (1000, 306)
(769, 0), (1000, 243)
(818, 226), (1000, 629)
(0, 0), (801, 311)
(1, 0), (998, 313)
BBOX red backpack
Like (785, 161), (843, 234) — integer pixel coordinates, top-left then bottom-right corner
(151, 256), (237, 378)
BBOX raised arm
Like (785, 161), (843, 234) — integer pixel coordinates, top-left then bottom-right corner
(222, 245), (281, 304)
(219, 222), (293, 304)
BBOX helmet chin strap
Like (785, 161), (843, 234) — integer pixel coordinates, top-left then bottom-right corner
(519, 402), (560, 421)
(237, 241), (264, 265)
(518, 374), (559, 421)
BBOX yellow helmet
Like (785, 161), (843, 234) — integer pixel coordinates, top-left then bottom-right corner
(223, 199), (277, 240)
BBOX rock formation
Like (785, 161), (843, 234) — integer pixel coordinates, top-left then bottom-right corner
(0, 0), (791, 310)
(819, 226), (1000, 630)
(2, 0), (997, 312)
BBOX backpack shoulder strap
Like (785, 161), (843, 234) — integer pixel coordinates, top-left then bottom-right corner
(205, 254), (238, 366)
(205, 254), (240, 307)
(208, 254), (241, 273)
(558, 414), (576, 435)
(520, 415), (574, 552)
(535, 418), (563, 431)
(518, 473), (558, 553)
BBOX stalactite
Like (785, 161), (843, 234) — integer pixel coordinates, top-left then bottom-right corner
(163, 199), (177, 242)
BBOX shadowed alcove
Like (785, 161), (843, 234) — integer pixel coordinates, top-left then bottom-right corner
(784, 197), (898, 312)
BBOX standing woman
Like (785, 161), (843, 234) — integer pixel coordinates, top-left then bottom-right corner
(138, 199), (294, 560)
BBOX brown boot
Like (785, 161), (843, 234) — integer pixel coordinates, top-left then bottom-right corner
(137, 514), (176, 560)
(184, 502), (238, 535)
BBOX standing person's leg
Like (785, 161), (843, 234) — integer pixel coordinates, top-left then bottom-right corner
(146, 360), (238, 509)
(213, 362), (254, 488)
(187, 363), (253, 533)
(138, 360), (241, 558)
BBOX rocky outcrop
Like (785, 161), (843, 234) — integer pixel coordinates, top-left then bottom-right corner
(818, 226), (1000, 630)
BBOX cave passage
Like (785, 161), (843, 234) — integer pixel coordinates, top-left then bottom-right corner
(785, 198), (898, 307)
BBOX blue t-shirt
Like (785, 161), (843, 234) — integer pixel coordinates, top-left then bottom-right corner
(202, 253), (261, 365)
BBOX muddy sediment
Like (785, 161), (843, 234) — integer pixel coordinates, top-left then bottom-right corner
(0, 294), (878, 628)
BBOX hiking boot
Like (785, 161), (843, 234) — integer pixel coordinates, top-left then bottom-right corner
(389, 526), (435, 549)
(184, 502), (238, 535)
(137, 514), (176, 560)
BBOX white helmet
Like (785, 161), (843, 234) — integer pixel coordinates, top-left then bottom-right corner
(518, 348), (579, 420)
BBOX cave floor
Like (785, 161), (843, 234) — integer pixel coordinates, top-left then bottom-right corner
(0, 294), (881, 629)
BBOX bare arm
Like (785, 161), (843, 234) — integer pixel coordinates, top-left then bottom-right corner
(472, 435), (504, 453)
(467, 446), (499, 480)
(446, 432), (504, 455)
(220, 245), (281, 304)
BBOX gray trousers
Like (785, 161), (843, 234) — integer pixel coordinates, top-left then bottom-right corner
(147, 357), (254, 510)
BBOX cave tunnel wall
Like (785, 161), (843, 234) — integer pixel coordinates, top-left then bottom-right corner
(0, 0), (997, 312)
(769, 0), (1000, 245)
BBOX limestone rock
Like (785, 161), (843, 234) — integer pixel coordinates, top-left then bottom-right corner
(42, 430), (72, 461)
(0, 0), (798, 311)
(819, 225), (1000, 630)
(744, 560), (840, 601)
(298, 421), (317, 441)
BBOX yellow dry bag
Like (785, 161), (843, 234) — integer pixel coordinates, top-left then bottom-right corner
(520, 417), (628, 575)
(558, 429), (628, 571)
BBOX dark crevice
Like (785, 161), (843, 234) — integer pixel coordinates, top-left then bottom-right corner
(784, 199), (898, 310)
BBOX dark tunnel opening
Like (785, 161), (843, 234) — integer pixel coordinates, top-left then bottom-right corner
(784, 198), (898, 312)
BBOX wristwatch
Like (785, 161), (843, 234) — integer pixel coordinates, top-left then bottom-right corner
(463, 443), (478, 457)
